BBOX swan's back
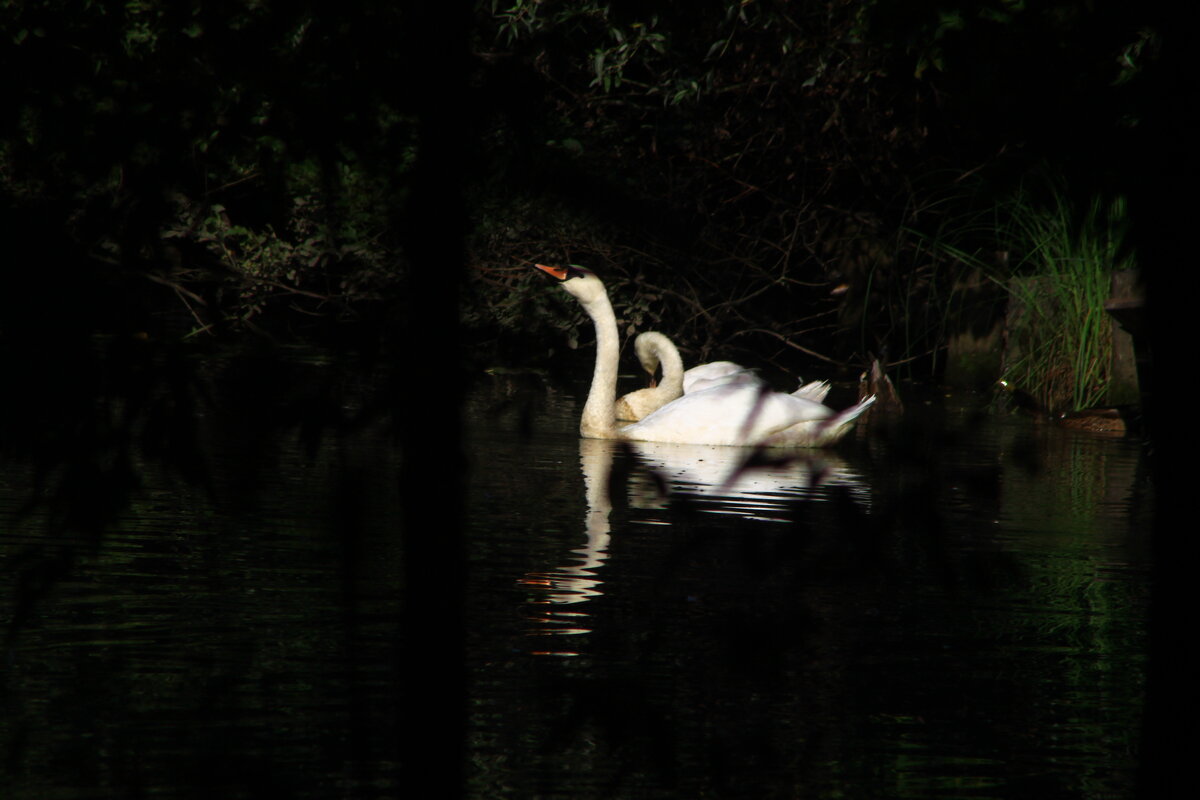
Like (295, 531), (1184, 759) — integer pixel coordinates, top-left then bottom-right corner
(682, 361), (745, 393)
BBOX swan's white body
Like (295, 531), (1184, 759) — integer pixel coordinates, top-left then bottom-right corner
(619, 332), (836, 420)
(538, 264), (874, 447)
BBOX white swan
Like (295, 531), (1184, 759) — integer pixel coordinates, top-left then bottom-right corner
(615, 332), (754, 420)
(537, 263), (874, 447)
(617, 331), (834, 420)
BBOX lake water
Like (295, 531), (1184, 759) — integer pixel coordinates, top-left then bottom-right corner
(0, 357), (1154, 799)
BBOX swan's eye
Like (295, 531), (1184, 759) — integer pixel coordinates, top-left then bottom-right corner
(565, 265), (594, 280)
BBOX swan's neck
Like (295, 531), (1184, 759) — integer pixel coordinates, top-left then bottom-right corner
(653, 335), (685, 397)
(579, 293), (621, 438)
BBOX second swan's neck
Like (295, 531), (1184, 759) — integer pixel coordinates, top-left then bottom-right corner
(639, 332), (685, 396)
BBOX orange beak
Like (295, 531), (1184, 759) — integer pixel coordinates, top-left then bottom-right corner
(535, 263), (569, 281)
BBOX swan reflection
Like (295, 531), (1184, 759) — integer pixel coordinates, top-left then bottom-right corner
(625, 440), (870, 521)
(518, 438), (614, 655)
(520, 436), (871, 654)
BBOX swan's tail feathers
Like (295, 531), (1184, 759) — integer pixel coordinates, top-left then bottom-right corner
(756, 395), (876, 449)
(792, 379), (832, 404)
(811, 395), (876, 446)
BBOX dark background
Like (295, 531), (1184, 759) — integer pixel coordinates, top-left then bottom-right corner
(1, 1), (1189, 796)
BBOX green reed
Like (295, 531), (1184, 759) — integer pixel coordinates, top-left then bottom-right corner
(910, 176), (1134, 413)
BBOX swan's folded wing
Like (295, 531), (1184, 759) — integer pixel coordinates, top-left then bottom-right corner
(621, 383), (834, 446)
(682, 361), (745, 393)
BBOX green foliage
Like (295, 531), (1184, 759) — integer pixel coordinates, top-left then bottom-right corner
(1, 1), (420, 339)
(492, 1), (672, 95)
(0, 0), (1165, 368)
(488, 0), (892, 113)
(463, 192), (647, 352)
(473, 0), (936, 369)
(158, 158), (400, 335)
(1113, 27), (1161, 88)
(1001, 190), (1131, 412)
(909, 175), (1134, 413)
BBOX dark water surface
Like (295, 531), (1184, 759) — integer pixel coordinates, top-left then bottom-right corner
(1, 361), (1153, 799)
